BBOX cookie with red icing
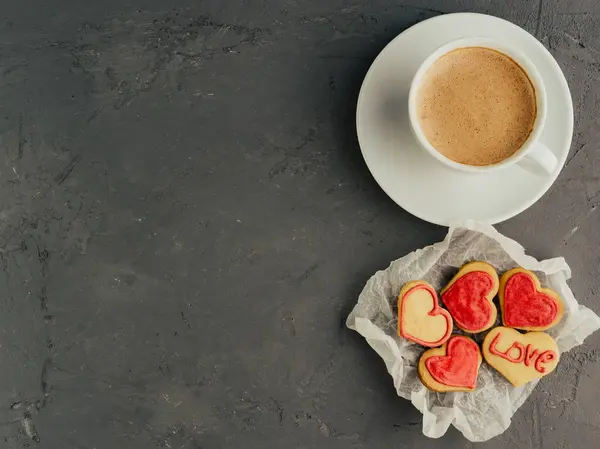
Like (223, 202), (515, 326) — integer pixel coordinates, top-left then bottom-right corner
(440, 261), (499, 333)
(482, 326), (559, 386)
(499, 268), (564, 331)
(398, 281), (453, 347)
(418, 335), (482, 392)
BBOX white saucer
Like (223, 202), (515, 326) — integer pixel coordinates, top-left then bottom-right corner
(356, 13), (573, 226)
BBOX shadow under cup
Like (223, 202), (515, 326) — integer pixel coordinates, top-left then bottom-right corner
(408, 37), (557, 175)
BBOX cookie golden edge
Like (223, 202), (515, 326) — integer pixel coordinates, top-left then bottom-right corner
(482, 326), (560, 387)
(499, 267), (565, 331)
(397, 280), (453, 347)
(440, 261), (499, 333)
(418, 336), (482, 392)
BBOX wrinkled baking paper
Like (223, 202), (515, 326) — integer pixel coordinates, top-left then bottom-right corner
(346, 222), (600, 442)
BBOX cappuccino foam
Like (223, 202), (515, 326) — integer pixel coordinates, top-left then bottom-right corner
(417, 47), (537, 166)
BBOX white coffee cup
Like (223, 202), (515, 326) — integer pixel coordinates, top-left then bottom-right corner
(408, 37), (557, 175)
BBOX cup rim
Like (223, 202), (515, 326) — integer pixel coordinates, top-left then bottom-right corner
(408, 37), (547, 173)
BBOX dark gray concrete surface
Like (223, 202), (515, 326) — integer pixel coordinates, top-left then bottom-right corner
(0, 0), (599, 447)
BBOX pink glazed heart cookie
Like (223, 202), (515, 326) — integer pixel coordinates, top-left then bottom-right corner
(418, 335), (482, 392)
(398, 281), (453, 347)
(441, 261), (499, 333)
(499, 268), (564, 331)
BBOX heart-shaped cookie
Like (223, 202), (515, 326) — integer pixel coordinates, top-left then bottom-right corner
(499, 268), (564, 331)
(440, 261), (499, 333)
(398, 281), (453, 347)
(418, 335), (481, 392)
(482, 326), (559, 386)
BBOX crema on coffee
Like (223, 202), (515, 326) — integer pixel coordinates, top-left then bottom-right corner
(416, 47), (537, 166)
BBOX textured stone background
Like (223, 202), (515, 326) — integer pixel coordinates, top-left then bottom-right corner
(0, 0), (599, 448)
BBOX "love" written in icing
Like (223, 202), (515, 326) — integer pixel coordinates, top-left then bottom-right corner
(488, 333), (557, 373)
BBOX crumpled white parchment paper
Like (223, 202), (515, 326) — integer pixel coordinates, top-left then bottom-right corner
(346, 222), (600, 442)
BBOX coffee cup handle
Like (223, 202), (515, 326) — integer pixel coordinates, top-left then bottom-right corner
(516, 142), (558, 175)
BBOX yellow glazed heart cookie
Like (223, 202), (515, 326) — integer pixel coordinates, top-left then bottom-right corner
(398, 281), (453, 347)
(482, 326), (559, 387)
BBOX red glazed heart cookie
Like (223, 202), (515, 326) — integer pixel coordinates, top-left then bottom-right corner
(499, 268), (564, 331)
(418, 335), (481, 392)
(398, 281), (453, 347)
(440, 261), (499, 333)
(482, 326), (559, 386)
